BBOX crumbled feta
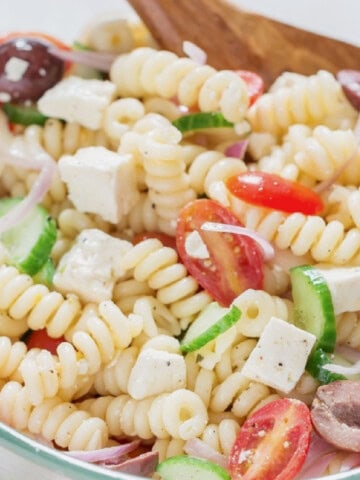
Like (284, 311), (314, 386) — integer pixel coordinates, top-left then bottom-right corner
(242, 317), (316, 394)
(37, 76), (116, 130)
(53, 228), (132, 303)
(0, 92), (11, 102)
(127, 347), (186, 399)
(58, 146), (140, 223)
(5, 57), (29, 82)
(185, 231), (210, 259)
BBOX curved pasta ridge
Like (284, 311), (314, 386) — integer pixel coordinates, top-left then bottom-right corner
(110, 47), (249, 122)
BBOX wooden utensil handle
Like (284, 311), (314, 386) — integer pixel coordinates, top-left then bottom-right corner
(128, 0), (360, 86)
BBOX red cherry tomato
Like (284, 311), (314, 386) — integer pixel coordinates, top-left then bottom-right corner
(235, 70), (264, 105)
(133, 232), (177, 250)
(226, 172), (324, 215)
(0, 31), (72, 71)
(176, 199), (263, 306)
(26, 329), (65, 355)
(229, 398), (312, 480)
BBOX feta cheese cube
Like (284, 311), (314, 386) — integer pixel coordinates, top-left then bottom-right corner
(127, 348), (186, 399)
(318, 267), (360, 315)
(38, 76), (116, 130)
(59, 146), (140, 223)
(53, 228), (132, 303)
(242, 317), (316, 394)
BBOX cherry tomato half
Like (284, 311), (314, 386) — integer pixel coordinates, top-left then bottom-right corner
(235, 70), (264, 105)
(26, 329), (65, 355)
(176, 199), (263, 306)
(133, 232), (177, 250)
(229, 398), (312, 480)
(226, 172), (324, 215)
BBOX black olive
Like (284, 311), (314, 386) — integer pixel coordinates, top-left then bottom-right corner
(0, 38), (64, 103)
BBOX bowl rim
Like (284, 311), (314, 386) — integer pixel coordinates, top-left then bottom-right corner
(0, 422), (137, 480)
(1, 421), (360, 480)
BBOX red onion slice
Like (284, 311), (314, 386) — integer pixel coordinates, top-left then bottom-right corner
(66, 440), (140, 464)
(102, 451), (158, 476)
(322, 360), (360, 376)
(49, 46), (116, 72)
(183, 41), (207, 65)
(0, 150), (56, 234)
(201, 221), (275, 261)
(297, 452), (337, 479)
(184, 438), (228, 469)
(297, 432), (337, 480)
(337, 70), (360, 111)
(225, 140), (249, 160)
(340, 452), (360, 472)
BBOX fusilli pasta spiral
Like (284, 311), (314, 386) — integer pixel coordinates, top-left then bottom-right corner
(0, 381), (108, 450)
(119, 238), (212, 320)
(247, 70), (355, 136)
(79, 388), (208, 440)
(110, 47), (249, 122)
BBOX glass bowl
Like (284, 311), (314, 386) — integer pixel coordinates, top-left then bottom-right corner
(1, 421), (360, 480)
(0, 1), (359, 480)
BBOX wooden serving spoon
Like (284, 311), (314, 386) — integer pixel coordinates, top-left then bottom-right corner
(127, 0), (360, 87)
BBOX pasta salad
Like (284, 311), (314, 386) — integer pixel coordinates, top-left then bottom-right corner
(0, 12), (359, 480)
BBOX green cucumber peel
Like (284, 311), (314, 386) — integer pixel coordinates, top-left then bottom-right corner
(290, 265), (336, 353)
(180, 302), (241, 354)
(33, 258), (55, 287)
(0, 198), (57, 276)
(306, 348), (345, 384)
(172, 112), (234, 133)
(156, 455), (230, 480)
(2, 103), (48, 126)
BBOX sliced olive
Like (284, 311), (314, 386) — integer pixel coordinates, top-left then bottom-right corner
(311, 380), (360, 452)
(0, 38), (64, 103)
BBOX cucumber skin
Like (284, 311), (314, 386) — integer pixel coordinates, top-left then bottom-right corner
(172, 112), (234, 133)
(291, 265), (336, 353)
(2, 103), (48, 126)
(33, 258), (55, 287)
(17, 214), (57, 276)
(156, 455), (230, 480)
(180, 304), (241, 354)
(306, 348), (345, 384)
(0, 198), (57, 276)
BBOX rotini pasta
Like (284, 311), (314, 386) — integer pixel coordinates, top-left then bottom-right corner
(110, 47), (249, 122)
(79, 388), (208, 440)
(25, 121), (111, 160)
(247, 70), (355, 136)
(230, 199), (360, 265)
(0, 381), (108, 450)
(118, 238), (212, 319)
(233, 288), (293, 337)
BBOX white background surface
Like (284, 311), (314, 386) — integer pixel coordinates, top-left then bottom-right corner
(0, 0), (359, 46)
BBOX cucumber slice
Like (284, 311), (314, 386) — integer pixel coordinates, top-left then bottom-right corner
(172, 112), (234, 133)
(156, 455), (230, 480)
(2, 103), (48, 126)
(33, 258), (55, 286)
(306, 348), (345, 384)
(180, 302), (241, 354)
(0, 198), (57, 276)
(290, 265), (336, 353)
